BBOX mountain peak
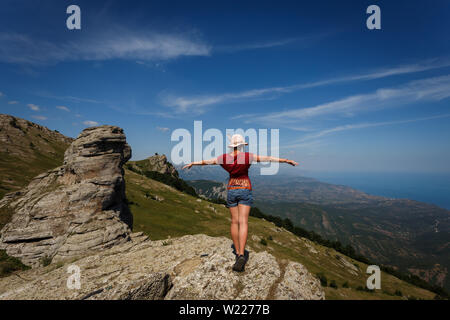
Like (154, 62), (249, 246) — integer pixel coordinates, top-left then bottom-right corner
(128, 153), (179, 179)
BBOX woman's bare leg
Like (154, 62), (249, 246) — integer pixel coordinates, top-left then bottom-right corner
(229, 206), (240, 255)
(237, 204), (250, 256)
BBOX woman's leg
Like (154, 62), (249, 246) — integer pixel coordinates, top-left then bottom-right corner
(229, 206), (240, 255)
(237, 204), (251, 256)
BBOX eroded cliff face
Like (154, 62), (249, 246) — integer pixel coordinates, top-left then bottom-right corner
(0, 126), (132, 266)
(0, 234), (325, 300)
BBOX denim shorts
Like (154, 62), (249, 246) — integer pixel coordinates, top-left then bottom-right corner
(226, 188), (253, 208)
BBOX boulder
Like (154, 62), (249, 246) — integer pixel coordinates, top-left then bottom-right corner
(0, 125), (133, 267)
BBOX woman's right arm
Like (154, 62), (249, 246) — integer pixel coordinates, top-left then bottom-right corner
(254, 155), (298, 166)
(182, 157), (218, 170)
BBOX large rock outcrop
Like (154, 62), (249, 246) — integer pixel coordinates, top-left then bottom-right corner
(127, 154), (179, 178)
(0, 234), (325, 300)
(0, 126), (132, 267)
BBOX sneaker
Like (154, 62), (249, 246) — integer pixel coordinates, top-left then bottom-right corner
(243, 250), (249, 262)
(231, 244), (237, 256)
(232, 255), (246, 272)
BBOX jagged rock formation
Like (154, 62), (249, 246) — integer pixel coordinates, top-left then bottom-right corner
(127, 154), (178, 178)
(0, 234), (325, 300)
(0, 126), (132, 267)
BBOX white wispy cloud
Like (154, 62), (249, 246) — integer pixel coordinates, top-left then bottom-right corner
(0, 30), (211, 65)
(162, 59), (450, 114)
(285, 113), (450, 149)
(8, 101), (19, 104)
(38, 93), (105, 104)
(0, 92), (3, 97)
(156, 126), (170, 132)
(27, 103), (40, 111)
(31, 115), (47, 120)
(83, 120), (99, 126)
(56, 106), (70, 112)
(240, 75), (450, 124)
(215, 38), (300, 53)
(214, 32), (332, 54)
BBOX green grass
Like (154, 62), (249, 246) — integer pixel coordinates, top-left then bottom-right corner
(0, 119), (70, 200)
(0, 250), (30, 277)
(0, 200), (17, 231)
(125, 169), (437, 300)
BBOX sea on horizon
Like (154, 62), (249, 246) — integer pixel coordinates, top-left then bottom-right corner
(305, 171), (450, 210)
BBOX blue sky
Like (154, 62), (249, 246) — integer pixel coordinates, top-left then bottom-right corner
(0, 0), (449, 173)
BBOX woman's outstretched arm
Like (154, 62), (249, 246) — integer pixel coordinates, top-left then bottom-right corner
(182, 157), (218, 170)
(254, 155), (298, 166)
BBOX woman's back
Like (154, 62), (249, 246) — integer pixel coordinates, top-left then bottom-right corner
(218, 152), (254, 190)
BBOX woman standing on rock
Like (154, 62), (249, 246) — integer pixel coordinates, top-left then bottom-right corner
(182, 134), (298, 272)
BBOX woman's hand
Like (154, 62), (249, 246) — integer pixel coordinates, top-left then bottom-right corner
(182, 163), (193, 170)
(286, 159), (299, 166)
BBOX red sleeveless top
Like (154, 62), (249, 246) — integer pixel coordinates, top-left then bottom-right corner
(217, 152), (254, 190)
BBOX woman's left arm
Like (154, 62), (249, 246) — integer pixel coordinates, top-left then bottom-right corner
(254, 155), (298, 166)
(182, 158), (218, 170)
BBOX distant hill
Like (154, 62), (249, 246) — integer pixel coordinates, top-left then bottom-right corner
(187, 179), (227, 201)
(256, 200), (450, 290)
(126, 155), (197, 197)
(128, 154), (179, 178)
(0, 114), (73, 200)
(176, 163), (229, 181)
(178, 165), (384, 204)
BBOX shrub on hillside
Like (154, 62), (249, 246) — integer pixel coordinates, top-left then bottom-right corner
(329, 280), (338, 289)
(395, 290), (403, 297)
(316, 272), (328, 287)
(0, 250), (30, 277)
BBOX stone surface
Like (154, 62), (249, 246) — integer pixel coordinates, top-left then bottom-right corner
(274, 262), (325, 299)
(0, 234), (325, 300)
(0, 125), (132, 267)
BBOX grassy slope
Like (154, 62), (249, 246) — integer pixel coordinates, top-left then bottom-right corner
(0, 116), (71, 200)
(125, 169), (436, 300)
(0, 115), (72, 230)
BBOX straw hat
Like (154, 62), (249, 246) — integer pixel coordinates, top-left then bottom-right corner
(228, 134), (248, 148)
